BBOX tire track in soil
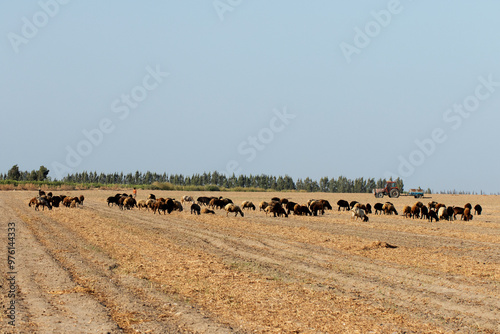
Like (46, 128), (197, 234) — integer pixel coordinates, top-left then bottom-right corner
(0, 197), (121, 334)
(90, 202), (500, 333)
(9, 197), (238, 334)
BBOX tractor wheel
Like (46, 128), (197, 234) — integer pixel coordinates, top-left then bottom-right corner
(376, 192), (384, 198)
(390, 189), (400, 198)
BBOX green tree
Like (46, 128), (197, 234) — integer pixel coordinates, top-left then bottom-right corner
(7, 165), (21, 181)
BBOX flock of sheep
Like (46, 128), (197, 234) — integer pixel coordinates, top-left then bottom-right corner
(28, 190), (84, 211)
(29, 191), (483, 223)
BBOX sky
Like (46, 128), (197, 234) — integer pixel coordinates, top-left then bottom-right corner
(1, 1), (500, 193)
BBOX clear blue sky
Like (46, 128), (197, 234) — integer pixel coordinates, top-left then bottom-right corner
(2, 1), (500, 193)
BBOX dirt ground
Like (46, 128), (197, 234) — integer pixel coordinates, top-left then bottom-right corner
(1, 190), (498, 333)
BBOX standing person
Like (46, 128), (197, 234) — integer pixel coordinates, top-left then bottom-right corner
(133, 187), (137, 198)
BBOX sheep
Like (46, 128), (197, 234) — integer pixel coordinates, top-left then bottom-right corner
(365, 203), (372, 214)
(148, 194), (156, 200)
(428, 201), (438, 210)
(382, 202), (397, 215)
(285, 201), (297, 215)
(453, 207), (464, 220)
(197, 196), (211, 206)
(70, 200), (77, 208)
(293, 204), (312, 216)
(351, 207), (369, 222)
(181, 195), (194, 205)
(271, 197), (280, 202)
(29, 197), (38, 207)
(307, 199), (317, 208)
(202, 208), (215, 214)
(137, 200), (148, 210)
(79, 195), (85, 205)
(35, 197), (52, 211)
(337, 200), (350, 211)
(420, 206), (429, 220)
(123, 197), (137, 210)
(154, 199), (175, 215)
(410, 204), (421, 219)
(264, 202), (288, 217)
(428, 209), (439, 222)
(474, 204), (482, 215)
(349, 201), (359, 209)
(446, 206), (454, 220)
(225, 204), (244, 217)
(191, 203), (201, 215)
(259, 201), (269, 211)
(173, 200), (183, 212)
(309, 201), (325, 216)
(209, 198), (226, 210)
(146, 198), (156, 211)
(315, 199), (333, 210)
(438, 207), (449, 221)
(464, 203), (472, 210)
(463, 208), (473, 221)
(107, 196), (119, 206)
(374, 203), (384, 215)
(241, 201), (256, 210)
(402, 205), (412, 218)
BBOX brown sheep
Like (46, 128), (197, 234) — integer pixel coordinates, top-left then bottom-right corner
(293, 204), (312, 216)
(285, 201), (297, 215)
(259, 201), (269, 211)
(173, 200), (183, 212)
(79, 195), (85, 205)
(181, 195), (194, 204)
(137, 200), (148, 210)
(464, 203), (472, 210)
(428, 209), (439, 222)
(265, 202), (288, 217)
(420, 206), (429, 220)
(402, 205), (411, 218)
(202, 208), (215, 214)
(474, 204), (482, 215)
(209, 198), (226, 210)
(225, 204), (244, 217)
(453, 207), (464, 220)
(463, 208), (473, 221)
(410, 204), (421, 219)
(241, 201), (256, 210)
(309, 201), (325, 216)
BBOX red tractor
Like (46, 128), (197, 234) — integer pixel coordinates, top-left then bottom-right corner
(373, 181), (400, 198)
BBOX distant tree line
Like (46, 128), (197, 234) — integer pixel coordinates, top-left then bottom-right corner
(1, 165), (406, 193)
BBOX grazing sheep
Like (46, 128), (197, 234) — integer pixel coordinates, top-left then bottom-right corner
(428, 201), (438, 210)
(191, 203), (201, 215)
(148, 194), (156, 200)
(107, 196), (119, 206)
(79, 195), (85, 205)
(411, 204), (421, 219)
(29, 197), (37, 207)
(225, 204), (244, 217)
(209, 198), (226, 210)
(463, 208), (473, 221)
(364, 203), (372, 214)
(402, 206), (412, 218)
(241, 201), (256, 210)
(438, 207), (449, 221)
(428, 209), (439, 222)
(137, 200), (148, 210)
(35, 197), (52, 211)
(154, 199), (175, 215)
(420, 206), (429, 220)
(197, 196), (211, 206)
(264, 202), (288, 217)
(123, 197), (137, 210)
(202, 208), (215, 214)
(351, 207), (369, 222)
(474, 204), (482, 215)
(382, 202), (397, 215)
(374, 203), (384, 215)
(349, 201), (359, 209)
(309, 201), (325, 216)
(146, 199), (156, 211)
(453, 207), (464, 220)
(181, 195), (194, 205)
(464, 203), (472, 210)
(337, 200), (350, 211)
(259, 201), (269, 211)
(285, 201), (297, 215)
(173, 200), (183, 212)
(70, 200), (77, 208)
(293, 204), (312, 216)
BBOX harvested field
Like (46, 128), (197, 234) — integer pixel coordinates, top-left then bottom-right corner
(1, 190), (499, 333)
